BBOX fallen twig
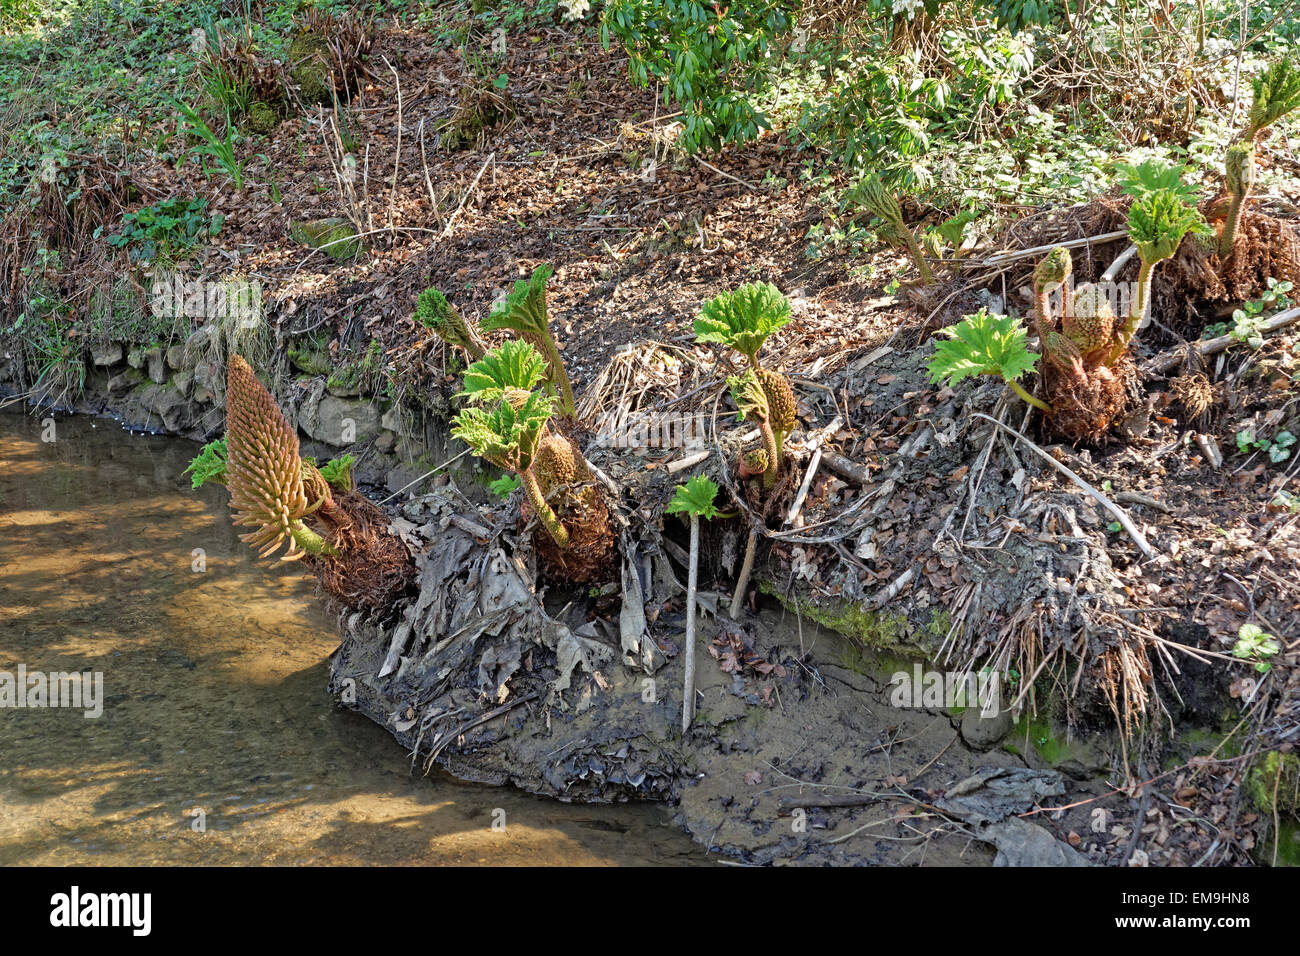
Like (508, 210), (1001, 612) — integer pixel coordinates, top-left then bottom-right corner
(1144, 307), (1300, 375)
(978, 229), (1129, 267)
(971, 413), (1156, 558)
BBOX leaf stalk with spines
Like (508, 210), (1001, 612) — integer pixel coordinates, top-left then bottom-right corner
(1108, 186), (1207, 363)
(847, 174), (935, 284)
(1220, 142), (1255, 258)
(480, 264), (576, 419)
(415, 287), (485, 359)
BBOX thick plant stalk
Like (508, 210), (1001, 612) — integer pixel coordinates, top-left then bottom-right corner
(682, 512), (700, 733)
(758, 420), (780, 489)
(535, 334), (576, 420)
(519, 467), (569, 549)
(899, 227), (936, 284)
(1108, 258), (1155, 363)
(729, 526), (759, 619)
(1220, 143), (1255, 257)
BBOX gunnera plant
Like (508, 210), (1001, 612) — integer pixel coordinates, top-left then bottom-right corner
(846, 174), (935, 284)
(415, 287), (485, 359)
(453, 341), (614, 581)
(1109, 185), (1208, 362)
(694, 281), (797, 489)
(1245, 58), (1300, 142)
(186, 355), (414, 611)
(480, 264), (577, 419)
(1220, 142), (1256, 258)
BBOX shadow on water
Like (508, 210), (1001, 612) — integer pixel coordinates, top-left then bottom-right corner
(0, 407), (710, 866)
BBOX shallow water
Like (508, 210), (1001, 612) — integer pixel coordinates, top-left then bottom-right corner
(0, 406), (709, 866)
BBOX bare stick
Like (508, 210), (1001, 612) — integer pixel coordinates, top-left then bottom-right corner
(683, 513), (701, 733)
(441, 151), (495, 239)
(384, 56), (402, 232)
(971, 413), (1155, 558)
(1144, 307), (1300, 375)
(729, 527), (759, 620)
(978, 229), (1129, 267)
(785, 415), (842, 527)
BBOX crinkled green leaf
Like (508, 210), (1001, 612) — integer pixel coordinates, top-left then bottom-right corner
(1127, 187), (1207, 264)
(481, 263), (554, 337)
(694, 281), (791, 359)
(460, 340), (550, 403)
(927, 308), (1039, 387)
(727, 370), (770, 423)
(666, 474), (721, 519)
(183, 437), (228, 489)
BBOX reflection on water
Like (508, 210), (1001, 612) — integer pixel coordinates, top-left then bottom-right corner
(0, 407), (708, 866)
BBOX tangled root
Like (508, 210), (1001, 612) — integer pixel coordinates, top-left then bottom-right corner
(1153, 211), (1300, 338)
(1043, 355), (1135, 444)
(526, 484), (617, 586)
(1170, 372), (1217, 423)
(307, 490), (416, 612)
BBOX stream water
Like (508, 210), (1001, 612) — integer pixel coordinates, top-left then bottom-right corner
(0, 406), (709, 866)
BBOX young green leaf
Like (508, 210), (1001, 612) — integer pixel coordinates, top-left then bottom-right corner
(1114, 159), (1200, 206)
(183, 437), (228, 489)
(459, 340), (551, 404)
(1127, 187), (1207, 265)
(693, 282), (791, 360)
(318, 453), (356, 490)
(481, 264), (555, 338)
(1248, 58), (1300, 137)
(726, 369), (770, 423)
(488, 473), (521, 499)
(452, 390), (554, 472)
(666, 474), (722, 520)
(927, 308), (1040, 387)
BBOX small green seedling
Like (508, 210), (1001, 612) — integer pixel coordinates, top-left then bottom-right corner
(927, 308), (1050, 413)
(489, 473), (521, 498)
(1236, 429), (1295, 463)
(1233, 623), (1281, 674)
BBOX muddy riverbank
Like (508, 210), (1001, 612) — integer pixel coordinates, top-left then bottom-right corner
(0, 407), (710, 866)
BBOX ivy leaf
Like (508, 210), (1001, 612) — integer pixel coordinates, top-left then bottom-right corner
(666, 474), (721, 520)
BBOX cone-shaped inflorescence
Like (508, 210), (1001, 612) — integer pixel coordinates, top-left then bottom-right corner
(1064, 282), (1117, 366)
(480, 264), (576, 418)
(225, 354), (332, 560)
(1220, 142), (1256, 257)
(415, 287), (484, 359)
(1109, 186), (1206, 362)
(846, 174), (935, 284)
